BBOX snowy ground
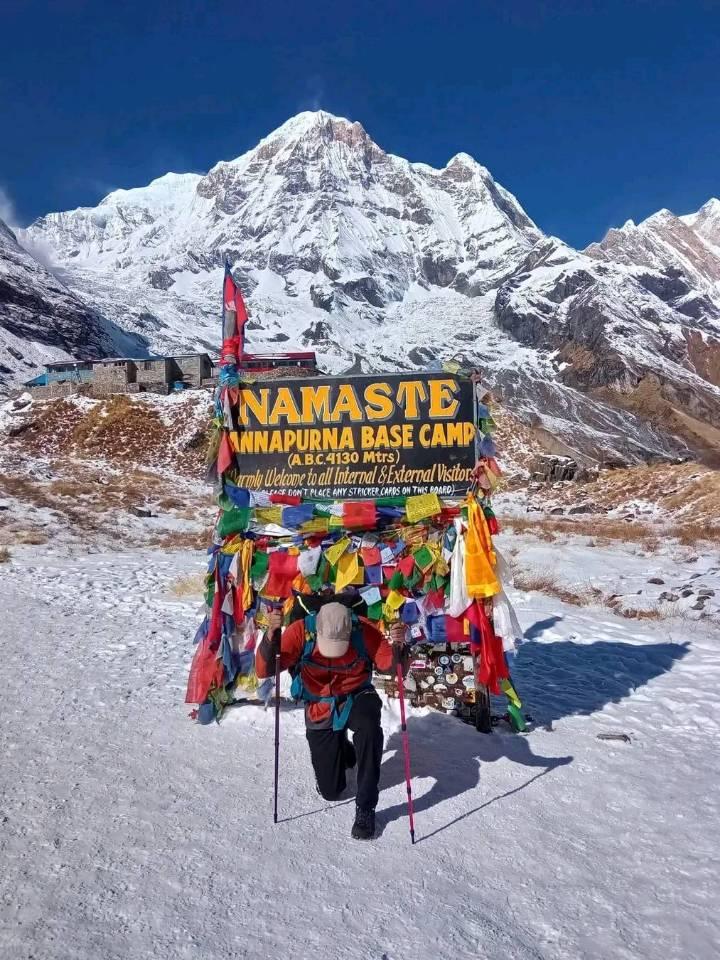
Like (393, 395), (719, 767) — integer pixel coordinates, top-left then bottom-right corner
(1, 535), (719, 960)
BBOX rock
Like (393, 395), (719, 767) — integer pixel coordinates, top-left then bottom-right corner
(568, 504), (595, 515)
(130, 506), (153, 518)
(0, 500), (10, 511)
(692, 600), (707, 611)
(647, 577), (665, 585)
(681, 589), (694, 598)
(549, 506), (564, 515)
(529, 455), (581, 483)
(659, 592), (679, 602)
(685, 556), (699, 563)
(698, 589), (715, 598)
(7, 420), (34, 437)
(690, 573), (702, 579)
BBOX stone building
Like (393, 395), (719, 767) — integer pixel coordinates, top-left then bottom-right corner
(172, 353), (213, 387)
(91, 359), (138, 395)
(28, 350), (319, 398)
(135, 358), (172, 394)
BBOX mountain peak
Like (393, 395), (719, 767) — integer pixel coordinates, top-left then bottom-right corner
(99, 172), (202, 210)
(259, 110), (369, 147)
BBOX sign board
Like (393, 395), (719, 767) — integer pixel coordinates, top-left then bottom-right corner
(232, 372), (477, 499)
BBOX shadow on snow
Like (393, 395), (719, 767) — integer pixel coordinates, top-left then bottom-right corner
(509, 638), (689, 725)
(377, 636), (688, 839)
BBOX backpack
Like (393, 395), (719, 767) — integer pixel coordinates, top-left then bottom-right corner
(290, 612), (372, 730)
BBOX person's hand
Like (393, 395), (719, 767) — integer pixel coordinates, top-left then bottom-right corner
(268, 609), (283, 635)
(389, 622), (406, 646)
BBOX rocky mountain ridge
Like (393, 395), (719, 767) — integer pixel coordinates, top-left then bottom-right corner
(7, 110), (720, 463)
(0, 218), (145, 385)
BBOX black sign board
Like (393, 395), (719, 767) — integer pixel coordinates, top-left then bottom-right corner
(231, 372), (477, 499)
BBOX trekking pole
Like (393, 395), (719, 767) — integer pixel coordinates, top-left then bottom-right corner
(394, 644), (416, 845)
(272, 623), (282, 825)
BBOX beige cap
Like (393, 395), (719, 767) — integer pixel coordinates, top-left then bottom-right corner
(316, 603), (352, 658)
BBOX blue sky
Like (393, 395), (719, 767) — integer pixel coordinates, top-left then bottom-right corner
(1, 0), (718, 247)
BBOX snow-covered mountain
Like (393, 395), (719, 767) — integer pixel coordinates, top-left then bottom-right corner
(0, 217), (146, 386)
(17, 111), (720, 462)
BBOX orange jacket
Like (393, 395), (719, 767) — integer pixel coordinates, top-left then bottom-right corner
(256, 618), (393, 725)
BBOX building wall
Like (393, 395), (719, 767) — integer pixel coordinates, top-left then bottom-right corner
(90, 382), (142, 398)
(31, 382), (93, 400)
(92, 361), (136, 385)
(135, 359), (170, 386)
(170, 355), (212, 385)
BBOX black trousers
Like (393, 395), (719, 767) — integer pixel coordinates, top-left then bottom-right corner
(306, 690), (384, 811)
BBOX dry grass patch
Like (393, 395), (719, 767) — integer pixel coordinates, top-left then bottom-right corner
(513, 569), (598, 607)
(14, 529), (49, 545)
(71, 395), (136, 446)
(504, 513), (720, 550)
(148, 530), (211, 551)
(170, 573), (205, 597)
(617, 606), (665, 621)
(674, 522), (720, 546)
(0, 547), (11, 563)
(49, 478), (93, 499)
(156, 496), (188, 512)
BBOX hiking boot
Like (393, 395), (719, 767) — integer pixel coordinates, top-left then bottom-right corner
(343, 735), (357, 771)
(351, 806), (376, 840)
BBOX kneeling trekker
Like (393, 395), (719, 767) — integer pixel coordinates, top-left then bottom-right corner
(256, 599), (407, 840)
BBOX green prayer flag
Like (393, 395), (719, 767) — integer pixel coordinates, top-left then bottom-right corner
(412, 544), (434, 570)
(306, 573), (323, 592)
(250, 550), (269, 579)
(217, 506), (250, 538)
(507, 703), (526, 732)
(366, 600), (383, 620)
(388, 570), (404, 589)
(375, 496), (407, 507)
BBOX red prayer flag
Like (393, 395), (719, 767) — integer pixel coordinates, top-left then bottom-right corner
(217, 432), (234, 475)
(270, 493), (302, 505)
(444, 614), (467, 644)
(343, 501), (377, 528)
(263, 551), (299, 598)
(398, 555), (416, 578)
(361, 546), (382, 566)
(222, 263), (249, 361)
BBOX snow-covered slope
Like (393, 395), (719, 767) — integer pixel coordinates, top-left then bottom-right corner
(0, 217), (146, 389)
(19, 112), (720, 461)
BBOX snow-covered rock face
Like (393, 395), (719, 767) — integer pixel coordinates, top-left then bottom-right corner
(17, 111), (720, 462)
(0, 218), (146, 389)
(23, 112), (542, 346)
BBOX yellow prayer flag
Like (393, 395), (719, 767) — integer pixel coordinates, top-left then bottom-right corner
(255, 506), (283, 525)
(501, 678), (522, 709)
(405, 492), (442, 523)
(325, 536), (351, 566)
(335, 550), (359, 592)
(385, 589), (406, 611)
(300, 518), (330, 535)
